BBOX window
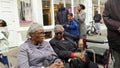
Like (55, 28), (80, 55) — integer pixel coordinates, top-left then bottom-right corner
(66, 0), (72, 13)
(42, 0), (51, 26)
(17, 0), (33, 27)
(54, 4), (59, 25)
(45, 31), (52, 39)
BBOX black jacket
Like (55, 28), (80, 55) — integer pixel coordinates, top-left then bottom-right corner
(56, 8), (69, 25)
(49, 37), (77, 62)
(103, 0), (120, 51)
(94, 14), (101, 23)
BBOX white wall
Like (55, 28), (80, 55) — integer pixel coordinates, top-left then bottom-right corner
(0, 0), (20, 47)
(84, 0), (93, 26)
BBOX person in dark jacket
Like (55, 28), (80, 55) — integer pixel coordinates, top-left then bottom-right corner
(103, 0), (120, 68)
(56, 1), (69, 25)
(50, 25), (85, 62)
(63, 13), (80, 36)
(93, 10), (102, 35)
(50, 25), (98, 68)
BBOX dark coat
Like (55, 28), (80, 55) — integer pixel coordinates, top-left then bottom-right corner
(103, 0), (120, 51)
(56, 8), (69, 25)
(94, 14), (101, 23)
(49, 37), (77, 62)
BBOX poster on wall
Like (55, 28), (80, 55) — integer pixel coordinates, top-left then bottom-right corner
(19, 0), (32, 23)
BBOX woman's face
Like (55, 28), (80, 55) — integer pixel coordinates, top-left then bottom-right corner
(77, 5), (82, 11)
(55, 30), (64, 40)
(31, 27), (45, 44)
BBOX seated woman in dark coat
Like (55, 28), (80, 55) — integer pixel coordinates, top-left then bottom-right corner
(50, 24), (98, 68)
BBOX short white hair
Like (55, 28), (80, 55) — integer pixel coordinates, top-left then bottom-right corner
(26, 23), (43, 38)
(54, 24), (64, 32)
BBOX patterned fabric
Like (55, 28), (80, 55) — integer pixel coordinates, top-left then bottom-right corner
(0, 27), (9, 53)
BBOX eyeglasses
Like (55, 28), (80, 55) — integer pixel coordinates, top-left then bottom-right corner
(55, 32), (63, 35)
(35, 32), (45, 35)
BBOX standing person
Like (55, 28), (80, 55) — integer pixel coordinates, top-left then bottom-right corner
(93, 10), (102, 35)
(75, 4), (86, 38)
(17, 23), (64, 68)
(56, 1), (69, 25)
(103, 0), (120, 68)
(0, 19), (9, 53)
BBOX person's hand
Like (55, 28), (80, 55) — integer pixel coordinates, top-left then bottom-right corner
(66, 25), (69, 28)
(76, 9), (79, 14)
(118, 27), (120, 32)
(55, 60), (64, 68)
(47, 60), (64, 68)
(74, 52), (86, 62)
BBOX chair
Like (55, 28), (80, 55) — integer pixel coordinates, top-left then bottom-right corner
(85, 39), (111, 68)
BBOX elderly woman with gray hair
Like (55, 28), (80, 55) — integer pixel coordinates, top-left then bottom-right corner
(50, 24), (98, 68)
(17, 23), (64, 68)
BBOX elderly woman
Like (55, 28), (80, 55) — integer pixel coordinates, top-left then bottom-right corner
(50, 25), (98, 68)
(17, 23), (64, 68)
(50, 25), (85, 62)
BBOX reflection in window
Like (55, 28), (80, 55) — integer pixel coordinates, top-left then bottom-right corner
(42, 0), (51, 26)
(54, 4), (59, 25)
(66, 4), (72, 13)
(54, 0), (72, 24)
(18, 0), (32, 23)
(45, 31), (52, 39)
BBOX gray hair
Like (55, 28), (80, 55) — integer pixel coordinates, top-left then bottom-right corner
(54, 24), (64, 32)
(26, 23), (43, 38)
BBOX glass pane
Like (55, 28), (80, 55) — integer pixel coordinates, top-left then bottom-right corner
(54, 4), (59, 25)
(42, 0), (51, 26)
(66, 0), (72, 13)
(54, 0), (72, 24)
(74, 0), (81, 13)
(17, 0), (33, 27)
(45, 31), (52, 39)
